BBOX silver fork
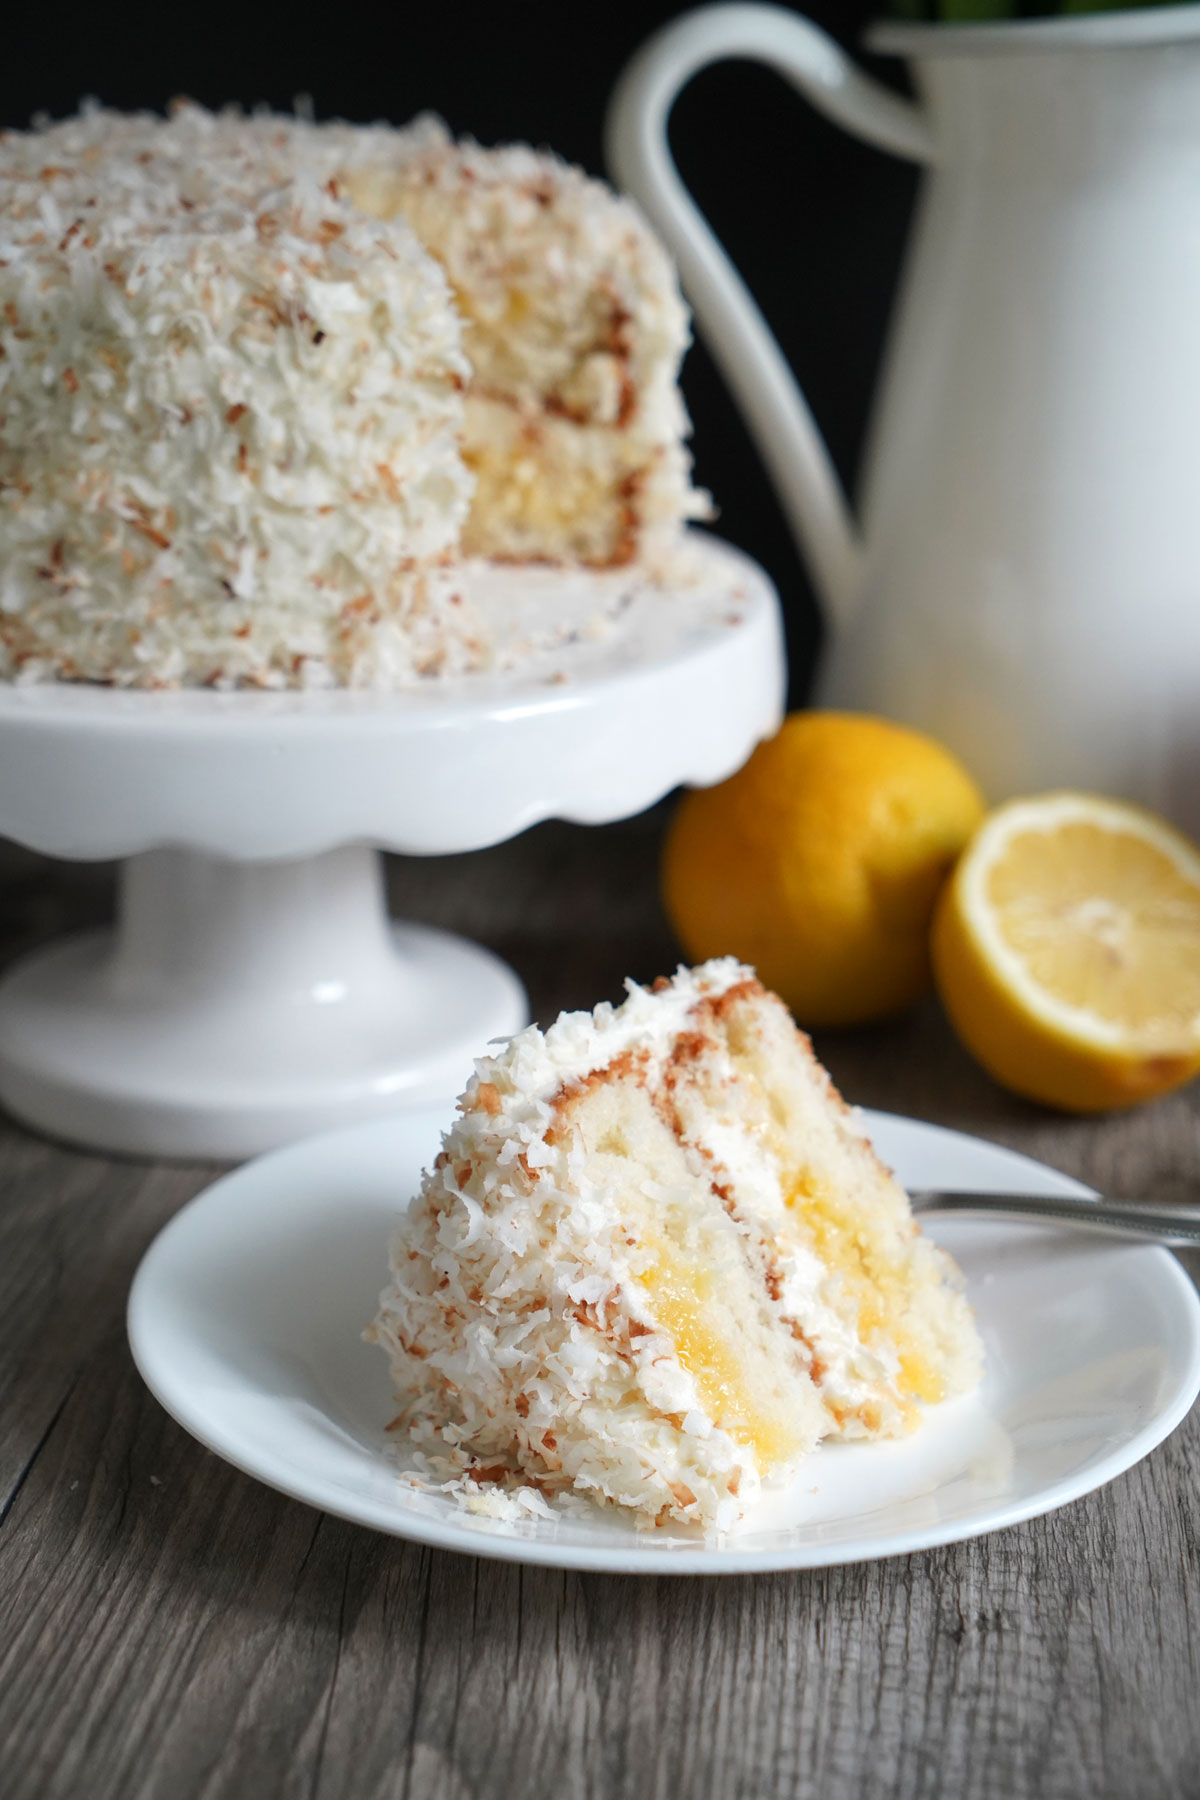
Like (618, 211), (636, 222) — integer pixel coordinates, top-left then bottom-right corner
(909, 1189), (1200, 1248)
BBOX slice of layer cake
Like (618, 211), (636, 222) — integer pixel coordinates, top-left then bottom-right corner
(371, 960), (983, 1531)
(344, 121), (711, 568)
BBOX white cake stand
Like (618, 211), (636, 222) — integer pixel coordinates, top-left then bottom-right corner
(0, 534), (784, 1159)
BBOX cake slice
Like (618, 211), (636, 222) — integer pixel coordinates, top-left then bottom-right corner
(343, 121), (711, 568)
(371, 960), (982, 1531)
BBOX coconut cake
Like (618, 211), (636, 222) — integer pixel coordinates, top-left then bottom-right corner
(370, 959), (983, 1532)
(0, 104), (708, 689)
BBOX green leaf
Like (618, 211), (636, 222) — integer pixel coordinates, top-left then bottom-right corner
(1062, 0), (1192, 11)
(939, 0), (1017, 16)
(890, 0), (1195, 16)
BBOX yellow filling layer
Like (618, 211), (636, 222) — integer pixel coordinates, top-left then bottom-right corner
(782, 1167), (944, 1409)
(637, 1243), (805, 1468)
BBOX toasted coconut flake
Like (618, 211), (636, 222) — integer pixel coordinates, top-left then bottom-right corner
(0, 103), (474, 688)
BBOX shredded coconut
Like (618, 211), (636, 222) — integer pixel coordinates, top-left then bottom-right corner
(0, 104), (472, 687)
(0, 103), (709, 689)
(371, 961), (984, 1533)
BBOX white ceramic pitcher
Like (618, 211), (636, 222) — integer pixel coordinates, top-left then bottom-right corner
(608, 4), (1200, 831)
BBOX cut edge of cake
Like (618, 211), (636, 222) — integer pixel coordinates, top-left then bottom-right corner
(343, 118), (713, 570)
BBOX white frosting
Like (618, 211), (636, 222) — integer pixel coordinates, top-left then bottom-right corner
(0, 106), (477, 689)
(0, 105), (708, 687)
(484, 956), (749, 1111)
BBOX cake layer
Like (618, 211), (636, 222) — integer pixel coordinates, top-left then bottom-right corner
(372, 961), (983, 1531)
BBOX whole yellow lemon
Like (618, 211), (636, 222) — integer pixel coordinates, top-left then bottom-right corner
(662, 712), (985, 1027)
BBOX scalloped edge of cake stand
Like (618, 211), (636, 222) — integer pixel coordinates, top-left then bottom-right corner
(0, 536), (784, 1158)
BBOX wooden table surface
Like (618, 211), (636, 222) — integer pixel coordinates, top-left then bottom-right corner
(2, 808), (1198, 1800)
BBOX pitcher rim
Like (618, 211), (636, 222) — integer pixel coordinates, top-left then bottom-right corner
(868, 3), (1200, 58)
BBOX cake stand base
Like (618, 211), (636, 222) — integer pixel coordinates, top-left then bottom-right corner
(0, 846), (528, 1160)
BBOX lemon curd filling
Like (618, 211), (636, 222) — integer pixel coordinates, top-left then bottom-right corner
(635, 1242), (808, 1467)
(701, 1029), (951, 1423)
(777, 1167), (943, 1409)
(460, 420), (626, 560)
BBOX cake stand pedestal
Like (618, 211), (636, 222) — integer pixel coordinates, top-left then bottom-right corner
(0, 535), (783, 1158)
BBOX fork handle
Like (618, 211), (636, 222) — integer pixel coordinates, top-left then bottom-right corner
(909, 1190), (1200, 1249)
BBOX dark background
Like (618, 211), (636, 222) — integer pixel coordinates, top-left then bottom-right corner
(0, 0), (919, 703)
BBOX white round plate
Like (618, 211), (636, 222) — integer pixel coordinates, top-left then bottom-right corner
(128, 1109), (1200, 1574)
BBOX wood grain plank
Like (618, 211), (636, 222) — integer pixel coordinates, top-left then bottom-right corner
(0, 1131), (216, 1504)
(3, 1322), (1196, 1800)
(1, 817), (1198, 1800)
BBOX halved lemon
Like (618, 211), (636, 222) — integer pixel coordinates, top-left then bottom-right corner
(932, 793), (1200, 1112)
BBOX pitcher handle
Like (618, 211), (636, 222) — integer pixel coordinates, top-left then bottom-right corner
(605, 3), (935, 631)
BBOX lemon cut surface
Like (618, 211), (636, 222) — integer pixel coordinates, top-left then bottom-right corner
(933, 793), (1200, 1112)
